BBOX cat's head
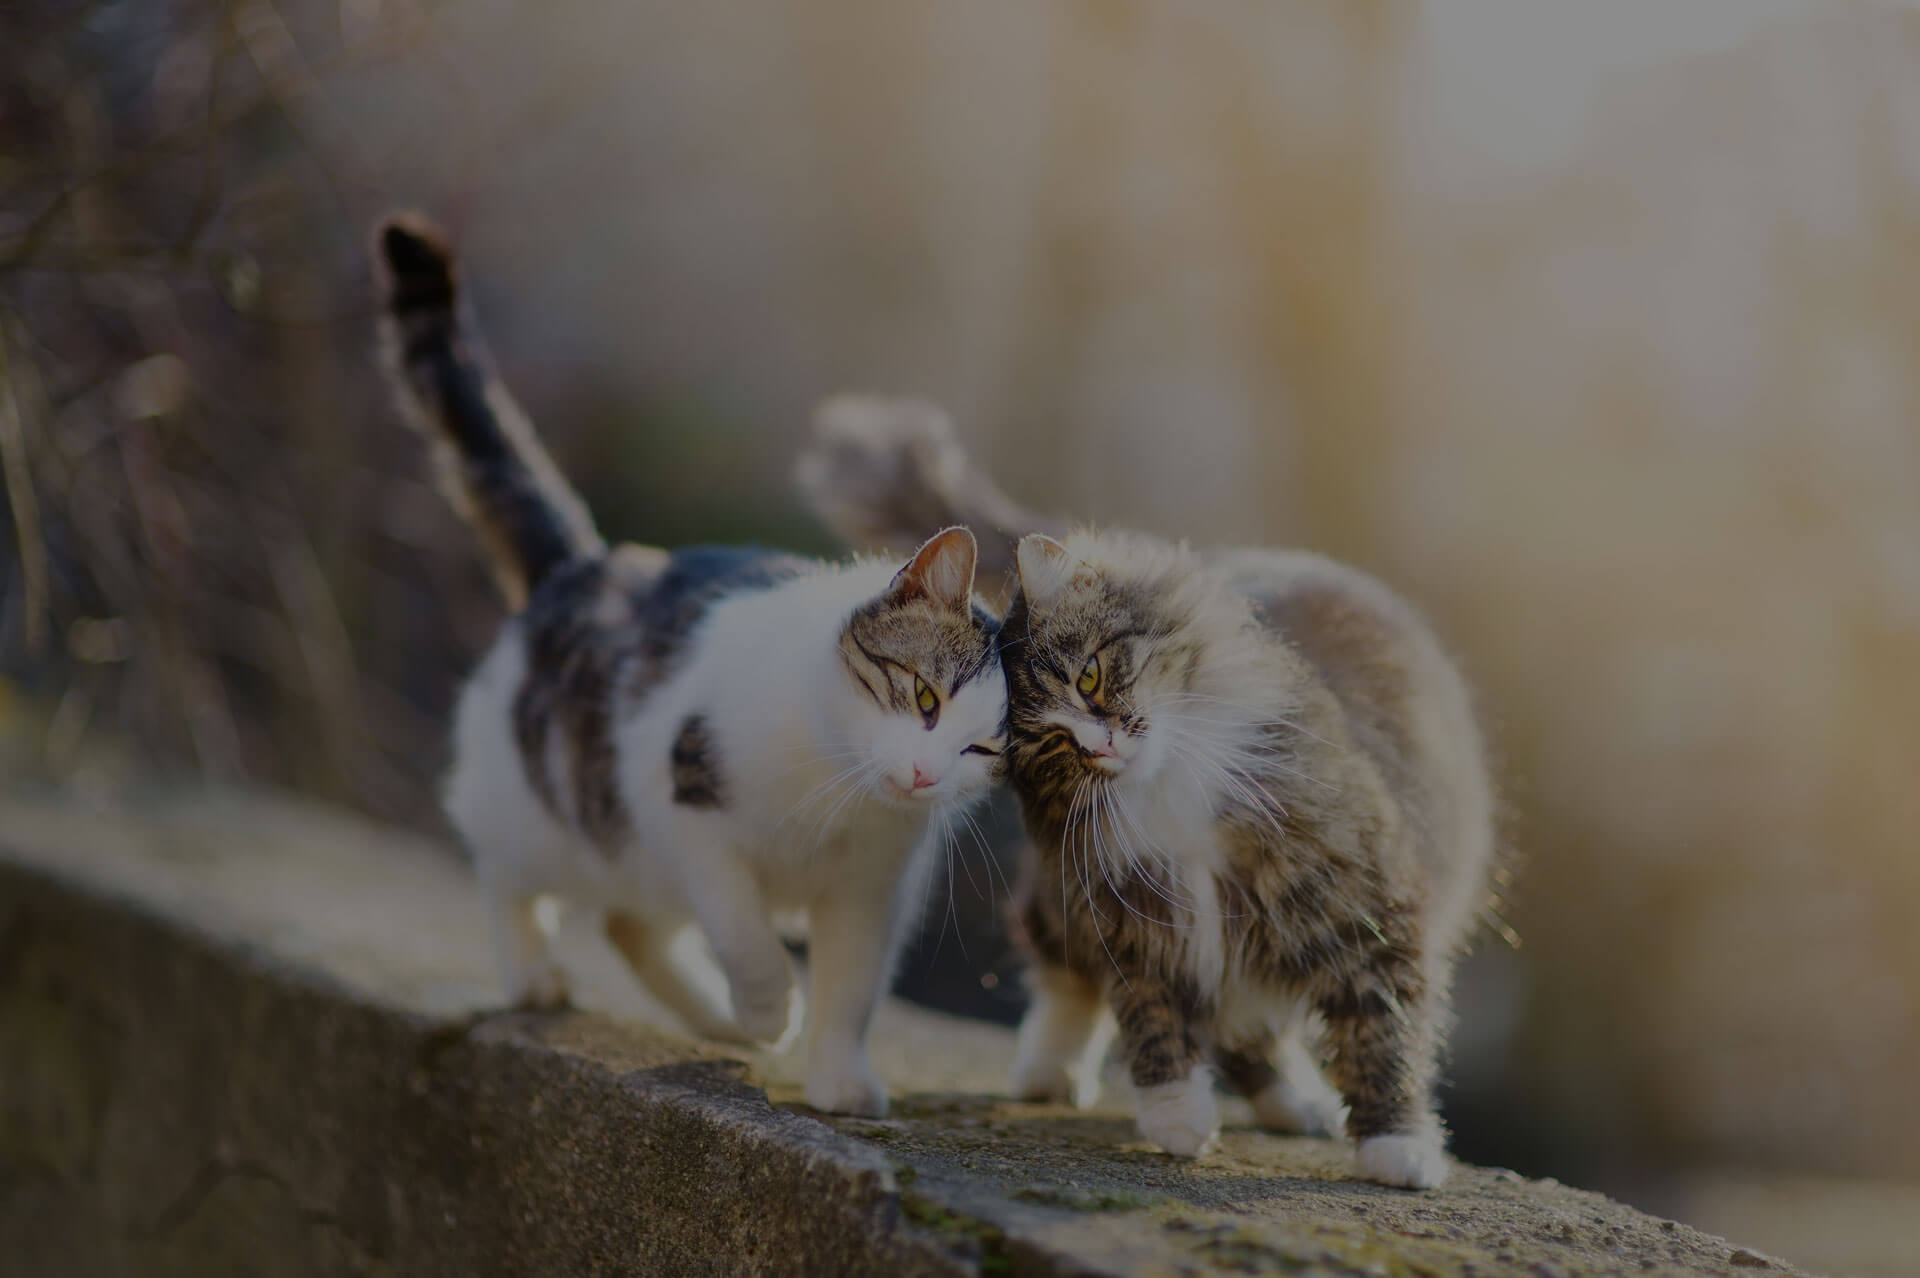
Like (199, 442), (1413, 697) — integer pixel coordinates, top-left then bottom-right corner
(837, 527), (1006, 807)
(998, 531), (1254, 801)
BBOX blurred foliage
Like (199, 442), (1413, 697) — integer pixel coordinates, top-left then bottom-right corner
(0, 0), (491, 823)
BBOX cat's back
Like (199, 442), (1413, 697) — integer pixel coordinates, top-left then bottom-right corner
(1206, 547), (1494, 944)
(449, 542), (810, 855)
(515, 542), (810, 691)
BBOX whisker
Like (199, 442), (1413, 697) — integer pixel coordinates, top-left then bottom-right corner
(771, 757), (875, 836)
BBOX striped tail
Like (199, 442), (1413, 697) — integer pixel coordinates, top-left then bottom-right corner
(795, 394), (1064, 609)
(374, 213), (604, 610)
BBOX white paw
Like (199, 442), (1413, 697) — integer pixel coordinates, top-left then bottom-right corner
(1135, 1074), (1219, 1158)
(688, 1011), (758, 1047)
(731, 973), (800, 1045)
(805, 1055), (890, 1117)
(505, 961), (571, 1011)
(1355, 1130), (1449, 1190)
(1251, 1075), (1348, 1137)
(1008, 1050), (1100, 1108)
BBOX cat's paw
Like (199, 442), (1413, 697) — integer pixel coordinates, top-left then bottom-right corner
(805, 1056), (889, 1118)
(1355, 1130), (1448, 1190)
(731, 972), (799, 1045)
(1135, 1074), (1219, 1158)
(688, 1012), (758, 1047)
(506, 961), (572, 1012)
(1251, 1074), (1347, 1138)
(1008, 1048), (1100, 1108)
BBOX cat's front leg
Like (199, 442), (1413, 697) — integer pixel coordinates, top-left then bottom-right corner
(678, 847), (797, 1044)
(1314, 961), (1448, 1190)
(1008, 963), (1107, 1107)
(801, 851), (925, 1117)
(1114, 978), (1217, 1157)
(602, 909), (743, 1042)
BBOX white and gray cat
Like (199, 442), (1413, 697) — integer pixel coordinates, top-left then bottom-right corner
(374, 221), (1007, 1117)
(799, 397), (1499, 1187)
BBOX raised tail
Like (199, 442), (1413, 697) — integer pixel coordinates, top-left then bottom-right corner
(795, 394), (1064, 608)
(374, 213), (603, 610)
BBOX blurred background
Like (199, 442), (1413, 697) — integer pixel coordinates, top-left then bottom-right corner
(4, 1), (1919, 1272)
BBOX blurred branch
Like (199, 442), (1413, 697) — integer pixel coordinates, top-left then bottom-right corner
(0, 0), (429, 284)
(0, 335), (48, 654)
(0, 0), (469, 823)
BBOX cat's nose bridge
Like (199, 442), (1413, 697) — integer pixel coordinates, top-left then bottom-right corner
(1075, 718), (1119, 758)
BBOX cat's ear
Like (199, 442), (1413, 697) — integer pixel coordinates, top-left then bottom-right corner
(888, 526), (977, 611)
(1015, 533), (1085, 607)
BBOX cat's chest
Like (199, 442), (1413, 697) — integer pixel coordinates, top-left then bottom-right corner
(1112, 777), (1232, 988)
(750, 787), (927, 893)
(1122, 775), (1227, 872)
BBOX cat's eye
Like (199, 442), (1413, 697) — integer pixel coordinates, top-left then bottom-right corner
(914, 675), (939, 720)
(1076, 655), (1101, 697)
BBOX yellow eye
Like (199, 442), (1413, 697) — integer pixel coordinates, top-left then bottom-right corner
(1076, 655), (1101, 697)
(914, 675), (938, 717)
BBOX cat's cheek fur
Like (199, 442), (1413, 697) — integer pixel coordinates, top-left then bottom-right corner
(860, 673), (1004, 803)
(1121, 720), (1172, 786)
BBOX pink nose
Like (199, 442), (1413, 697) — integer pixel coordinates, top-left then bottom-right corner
(1088, 729), (1119, 758)
(911, 766), (937, 790)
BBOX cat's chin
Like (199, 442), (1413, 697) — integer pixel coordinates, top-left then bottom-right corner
(879, 777), (941, 806)
(1095, 758), (1165, 794)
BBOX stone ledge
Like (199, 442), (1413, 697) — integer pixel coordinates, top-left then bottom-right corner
(0, 788), (1802, 1276)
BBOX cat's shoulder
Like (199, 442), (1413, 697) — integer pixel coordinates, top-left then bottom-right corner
(510, 542), (813, 664)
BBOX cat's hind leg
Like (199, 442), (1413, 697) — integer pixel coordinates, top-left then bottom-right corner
(448, 630), (574, 1010)
(482, 880), (571, 1010)
(665, 826), (798, 1045)
(1215, 999), (1346, 1137)
(1008, 963), (1109, 1108)
(603, 910), (745, 1042)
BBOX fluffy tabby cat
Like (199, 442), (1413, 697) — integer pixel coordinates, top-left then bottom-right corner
(797, 398), (1496, 1187)
(374, 225), (1007, 1117)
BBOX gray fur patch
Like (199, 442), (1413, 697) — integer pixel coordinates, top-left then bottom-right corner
(839, 595), (1000, 718)
(511, 544), (804, 849)
(669, 715), (724, 808)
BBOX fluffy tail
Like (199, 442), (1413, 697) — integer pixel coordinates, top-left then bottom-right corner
(374, 213), (604, 610)
(795, 395), (1063, 607)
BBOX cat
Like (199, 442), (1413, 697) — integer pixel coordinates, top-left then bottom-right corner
(373, 222), (1008, 1117)
(795, 398), (1497, 1187)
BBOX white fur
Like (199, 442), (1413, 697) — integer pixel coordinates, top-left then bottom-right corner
(1355, 1127), (1449, 1190)
(1007, 967), (1111, 1107)
(1250, 1025), (1348, 1137)
(445, 554), (1004, 1117)
(1134, 1069), (1220, 1157)
(1212, 992), (1347, 1137)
